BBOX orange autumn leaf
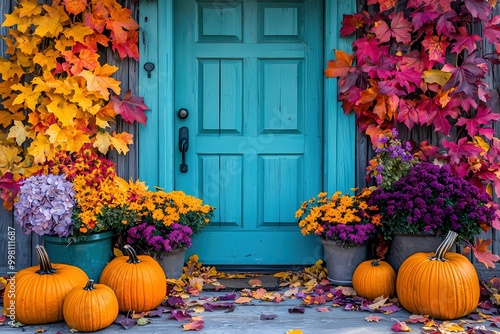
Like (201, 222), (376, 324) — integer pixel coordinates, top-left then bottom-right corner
(62, 0), (88, 15)
(78, 64), (121, 99)
(248, 279), (262, 287)
(324, 49), (354, 78)
(182, 319), (204, 331)
(235, 296), (253, 304)
(365, 314), (382, 322)
(472, 239), (500, 268)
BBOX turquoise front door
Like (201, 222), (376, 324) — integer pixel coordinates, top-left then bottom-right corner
(173, 0), (324, 266)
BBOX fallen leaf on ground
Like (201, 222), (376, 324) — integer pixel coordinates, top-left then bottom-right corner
(366, 314), (382, 322)
(182, 319), (204, 331)
(316, 307), (330, 312)
(286, 330), (303, 334)
(391, 320), (411, 332)
(249, 279), (262, 287)
(235, 296), (253, 304)
(407, 315), (429, 323)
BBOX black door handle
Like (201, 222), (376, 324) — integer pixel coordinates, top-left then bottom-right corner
(179, 127), (189, 173)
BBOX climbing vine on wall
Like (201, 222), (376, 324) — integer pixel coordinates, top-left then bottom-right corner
(0, 0), (149, 207)
(326, 0), (500, 199)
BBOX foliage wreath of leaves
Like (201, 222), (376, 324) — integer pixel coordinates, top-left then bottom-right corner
(0, 0), (149, 208)
(326, 0), (500, 207)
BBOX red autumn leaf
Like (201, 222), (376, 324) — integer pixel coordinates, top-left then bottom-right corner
(353, 37), (382, 64)
(112, 30), (139, 60)
(391, 320), (411, 332)
(484, 15), (500, 44)
(442, 53), (488, 96)
(325, 50), (354, 78)
(421, 35), (450, 63)
(388, 12), (412, 44)
(430, 0), (454, 12)
(365, 314), (382, 322)
(455, 106), (500, 137)
(182, 319), (204, 331)
(465, 0), (492, 21)
(436, 11), (457, 37)
(450, 26), (482, 54)
(111, 90), (149, 125)
(0, 172), (20, 211)
(411, 11), (440, 31)
(442, 137), (485, 164)
(430, 104), (458, 135)
(472, 239), (500, 268)
(340, 14), (365, 37)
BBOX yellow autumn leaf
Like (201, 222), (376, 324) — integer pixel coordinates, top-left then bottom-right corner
(61, 23), (94, 43)
(0, 110), (25, 128)
(286, 330), (303, 334)
(33, 49), (60, 72)
(113, 248), (123, 257)
(66, 131), (89, 153)
(93, 132), (112, 154)
(7, 120), (28, 146)
(474, 136), (490, 153)
(0, 145), (22, 173)
(11, 83), (41, 111)
(193, 306), (205, 313)
(27, 134), (51, 164)
(33, 4), (69, 37)
(46, 95), (78, 127)
(422, 69), (452, 86)
(19, 0), (41, 18)
(438, 321), (464, 332)
(16, 34), (42, 54)
(110, 131), (133, 154)
(78, 64), (121, 100)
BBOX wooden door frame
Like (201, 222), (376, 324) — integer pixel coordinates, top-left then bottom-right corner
(138, 0), (356, 194)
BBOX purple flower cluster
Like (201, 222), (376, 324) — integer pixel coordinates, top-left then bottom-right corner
(323, 223), (376, 246)
(369, 162), (496, 241)
(14, 174), (76, 237)
(126, 222), (193, 253)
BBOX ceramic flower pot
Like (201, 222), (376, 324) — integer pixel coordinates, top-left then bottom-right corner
(321, 238), (367, 286)
(43, 231), (113, 282)
(153, 247), (187, 279)
(387, 234), (446, 272)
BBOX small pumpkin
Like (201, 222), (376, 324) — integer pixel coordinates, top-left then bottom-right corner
(99, 244), (166, 312)
(63, 279), (119, 332)
(396, 231), (480, 320)
(4, 245), (88, 324)
(352, 259), (396, 299)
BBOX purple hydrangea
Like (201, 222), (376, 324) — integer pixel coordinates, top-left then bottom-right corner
(14, 174), (76, 237)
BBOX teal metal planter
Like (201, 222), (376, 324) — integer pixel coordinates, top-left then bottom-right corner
(43, 231), (113, 282)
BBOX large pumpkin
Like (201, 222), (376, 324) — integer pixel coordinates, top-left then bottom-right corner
(99, 244), (166, 312)
(3, 245), (88, 324)
(63, 279), (119, 332)
(352, 259), (396, 299)
(396, 231), (479, 320)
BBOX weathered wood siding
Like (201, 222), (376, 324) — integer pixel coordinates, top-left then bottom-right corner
(0, 0), (139, 272)
(1, 0), (499, 273)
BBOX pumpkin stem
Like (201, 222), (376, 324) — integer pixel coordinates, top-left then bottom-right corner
(35, 245), (57, 275)
(371, 259), (380, 266)
(430, 231), (457, 261)
(83, 279), (96, 291)
(123, 244), (141, 264)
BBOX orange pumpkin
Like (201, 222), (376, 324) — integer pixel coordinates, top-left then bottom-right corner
(3, 245), (88, 324)
(99, 244), (166, 312)
(396, 231), (479, 320)
(352, 259), (396, 299)
(63, 279), (119, 332)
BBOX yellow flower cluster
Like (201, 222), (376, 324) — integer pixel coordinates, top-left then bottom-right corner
(125, 181), (214, 233)
(295, 188), (380, 237)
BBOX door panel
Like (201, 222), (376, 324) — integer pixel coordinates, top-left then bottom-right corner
(174, 0), (323, 265)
